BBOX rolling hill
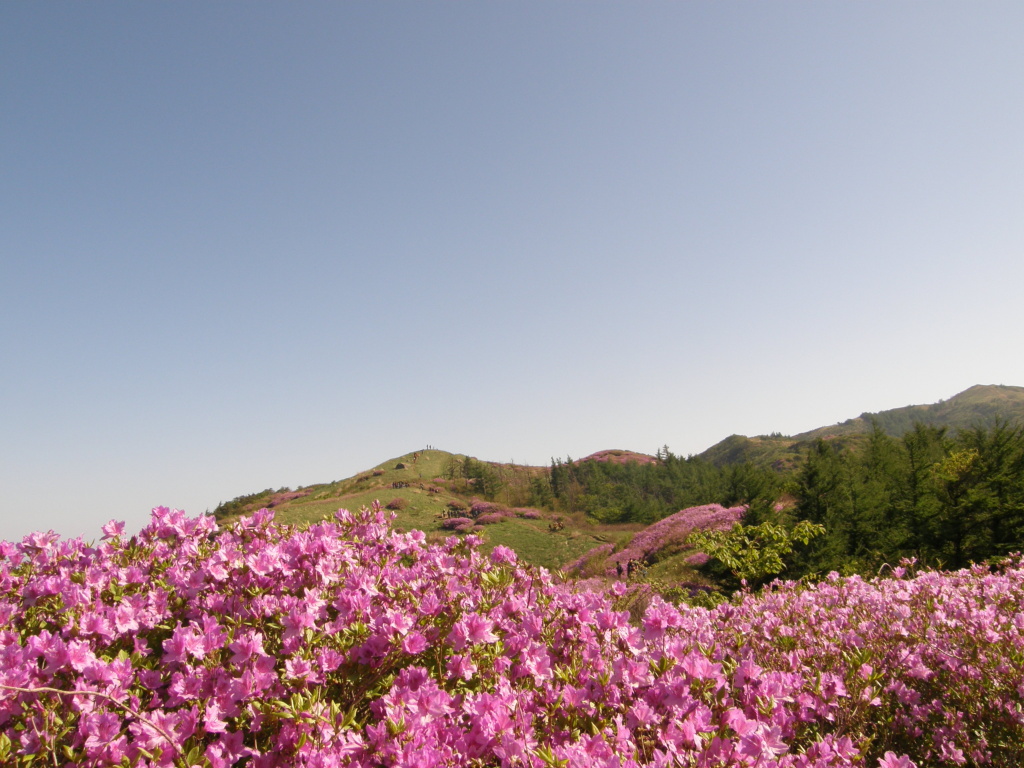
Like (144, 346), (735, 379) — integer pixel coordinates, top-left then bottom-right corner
(213, 449), (636, 571)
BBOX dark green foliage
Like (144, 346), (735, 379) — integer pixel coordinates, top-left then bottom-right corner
(791, 440), (856, 574)
(528, 476), (554, 508)
(548, 450), (781, 525)
(443, 456), (505, 499)
(787, 421), (1024, 578)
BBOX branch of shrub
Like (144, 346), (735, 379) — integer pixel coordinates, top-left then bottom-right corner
(0, 684), (182, 758)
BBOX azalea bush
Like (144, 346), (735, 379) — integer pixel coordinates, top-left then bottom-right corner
(439, 516), (474, 531)
(474, 514), (505, 526)
(609, 503), (746, 575)
(469, 500), (507, 519)
(1, 504), (1023, 767)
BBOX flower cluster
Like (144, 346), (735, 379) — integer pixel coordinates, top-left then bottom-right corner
(439, 517), (474, 532)
(578, 451), (659, 467)
(469, 500), (508, 518)
(1, 505), (1023, 767)
(474, 514), (505, 526)
(514, 508), (543, 520)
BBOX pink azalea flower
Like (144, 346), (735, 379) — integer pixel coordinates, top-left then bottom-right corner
(403, 631), (429, 655)
(100, 519), (125, 540)
(81, 711), (121, 754)
(878, 751), (917, 768)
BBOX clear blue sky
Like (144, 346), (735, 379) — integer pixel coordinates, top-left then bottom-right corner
(3, 2), (1023, 542)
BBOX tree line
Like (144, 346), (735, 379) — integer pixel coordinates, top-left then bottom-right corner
(534, 422), (1024, 577)
(546, 448), (781, 524)
(784, 421), (1024, 577)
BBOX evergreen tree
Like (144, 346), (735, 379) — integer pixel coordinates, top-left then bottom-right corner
(793, 439), (855, 574)
(848, 425), (906, 566)
(894, 423), (947, 554)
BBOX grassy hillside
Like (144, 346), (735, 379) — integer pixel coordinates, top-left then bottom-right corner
(214, 385), (1024, 580)
(214, 449), (635, 572)
(696, 434), (803, 471)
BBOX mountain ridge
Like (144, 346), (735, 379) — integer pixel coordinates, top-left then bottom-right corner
(697, 384), (1024, 469)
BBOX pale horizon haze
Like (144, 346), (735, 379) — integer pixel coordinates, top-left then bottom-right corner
(3, 3), (1023, 542)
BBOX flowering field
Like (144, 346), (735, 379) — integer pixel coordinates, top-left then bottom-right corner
(2, 505), (1023, 767)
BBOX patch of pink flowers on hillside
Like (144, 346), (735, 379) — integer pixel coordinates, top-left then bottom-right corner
(1, 503), (1022, 766)
(577, 449), (659, 466)
(609, 503), (745, 570)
